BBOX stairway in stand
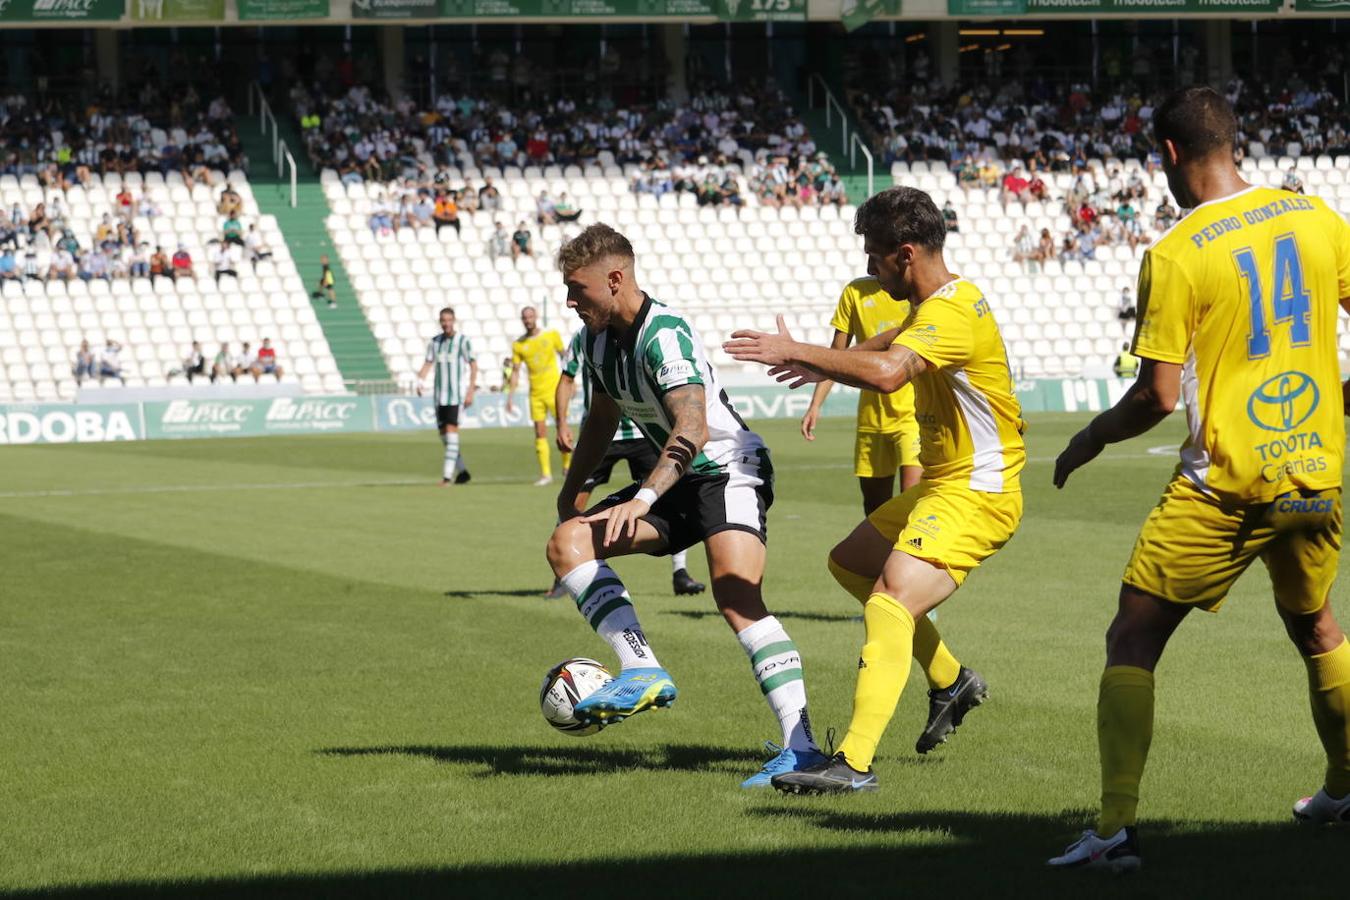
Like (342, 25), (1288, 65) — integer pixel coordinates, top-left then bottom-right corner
(236, 117), (390, 388)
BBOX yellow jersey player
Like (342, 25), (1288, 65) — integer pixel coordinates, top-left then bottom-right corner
(1049, 87), (1350, 872)
(727, 185), (1025, 793)
(505, 306), (568, 485)
(802, 277), (923, 514)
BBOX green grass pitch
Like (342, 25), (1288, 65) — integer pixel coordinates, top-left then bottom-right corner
(1, 414), (1344, 897)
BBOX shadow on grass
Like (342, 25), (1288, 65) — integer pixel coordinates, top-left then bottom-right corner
(10, 812), (1341, 898)
(663, 609), (860, 624)
(317, 742), (764, 777)
(442, 588), (551, 599)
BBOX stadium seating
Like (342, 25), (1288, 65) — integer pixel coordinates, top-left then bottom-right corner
(0, 171), (345, 402)
(324, 154), (1350, 387)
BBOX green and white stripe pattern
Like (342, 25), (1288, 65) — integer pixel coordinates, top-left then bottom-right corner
(737, 614), (813, 751)
(579, 295), (769, 477)
(561, 559), (656, 669)
(574, 565), (632, 631)
(564, 329), (643, 442)
(749, 636), (805, 695)
(427, 333), (475, 406)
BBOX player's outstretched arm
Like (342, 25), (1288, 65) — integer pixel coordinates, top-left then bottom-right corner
(1054, 358), (1181, 489)
(555, 374), (577, 452)
(726, 315), (927, 394)
(581, 384), (707, 547)
(465, 360), (477, 407)
(557, 391), (620, 520)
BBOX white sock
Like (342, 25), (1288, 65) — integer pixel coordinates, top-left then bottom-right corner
(560, 560), (661, 671)
(736, 615), (816, 752)
(670, 550), (688, 572)
(441, 431), (459, 480)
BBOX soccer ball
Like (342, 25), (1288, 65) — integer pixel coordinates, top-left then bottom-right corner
(540, 657), (613, 736)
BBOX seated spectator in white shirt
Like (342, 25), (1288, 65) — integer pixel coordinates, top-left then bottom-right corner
(99, 340), (125, 384)
(488, 221), (512, 259)
(244, 226), (272, 268)
(536, 191), (556, 225)
(211, 242), (238, 284)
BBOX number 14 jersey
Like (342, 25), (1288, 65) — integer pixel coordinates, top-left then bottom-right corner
(1134, 185), (1350, 502)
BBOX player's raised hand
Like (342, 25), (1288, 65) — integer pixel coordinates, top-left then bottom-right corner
(800, 406), (820, 440)
(580, 496), (651, 547)
(1053, 426), (1105, 489)
(724, 314), (797, 367)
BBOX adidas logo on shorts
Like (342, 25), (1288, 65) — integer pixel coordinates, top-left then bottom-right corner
(907, 537), (924, 550)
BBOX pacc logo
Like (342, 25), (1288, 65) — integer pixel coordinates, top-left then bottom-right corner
(1247, 371), (1319, 433)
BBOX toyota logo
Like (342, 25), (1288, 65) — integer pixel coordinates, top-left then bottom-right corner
(1246, 370), (1319, 433)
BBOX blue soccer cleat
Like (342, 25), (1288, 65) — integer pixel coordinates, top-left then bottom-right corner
(573, 667), (677, 725)
(740, 742), (829, 788)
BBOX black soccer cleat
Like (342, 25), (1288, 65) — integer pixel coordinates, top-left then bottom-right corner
(454, 469), (471, 484)
(916, 666), (988, 754)
(672, 569), (706, 596)
(771, 751), (879, 795)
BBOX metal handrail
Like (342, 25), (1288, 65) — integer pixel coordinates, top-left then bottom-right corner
(850, 132), (874, 199)
(281, 142), (298, 209)
(250, 82), (296, 208)
(808, 73), (849, 159)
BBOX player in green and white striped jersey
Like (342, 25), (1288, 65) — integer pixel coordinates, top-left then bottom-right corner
(554, 328), (705, 596)
(416, 307), (477, 486)
(543, 224), (824, 789)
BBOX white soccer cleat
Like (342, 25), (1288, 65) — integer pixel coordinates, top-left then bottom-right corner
(1047, 827), (1141, 873)
(533, 475), (553, 487)
(1294, 788), (1350, 824)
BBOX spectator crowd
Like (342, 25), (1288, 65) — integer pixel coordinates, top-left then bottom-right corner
(0, 87), (248, 187)
(0, 180), (271, 288)
(72, 336), (286, 387)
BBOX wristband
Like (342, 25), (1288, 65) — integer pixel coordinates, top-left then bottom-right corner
(634, 488), (658, 507)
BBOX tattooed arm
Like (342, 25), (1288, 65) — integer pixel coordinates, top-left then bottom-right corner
(641, 384), (708, 499)
(580, 384), (707, 547)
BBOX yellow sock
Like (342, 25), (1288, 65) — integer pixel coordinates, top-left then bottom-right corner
(1098, 666), (1155, 835)
(561, 451), (573, 474)
(1304, 637), (1350, 798)
(838, 592), (915, 772)
(534, 438), (551, 478)
(912, 615), (962, 691)
(827, 557), (960, 690)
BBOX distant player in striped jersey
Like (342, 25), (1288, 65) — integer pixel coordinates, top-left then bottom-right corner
(416, 307), (476, 486)
(544, 224), (826, 788)
(554, 327), (706, 597)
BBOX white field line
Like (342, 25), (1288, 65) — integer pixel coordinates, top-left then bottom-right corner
(0, 451), (1173, 500)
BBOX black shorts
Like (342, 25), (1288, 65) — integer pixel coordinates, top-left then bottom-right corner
(435, 404), (460, 427)
(1118, 308), (1136, 321)
(591, 463), (773, 555)
(582, 438), (659, 492)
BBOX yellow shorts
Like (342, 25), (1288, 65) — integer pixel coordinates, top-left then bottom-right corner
(529, 391), (558, 424)
(854, 429), (922, 479)
(1123, 476), (1341, 614)
(867, 479), (1022, 586)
